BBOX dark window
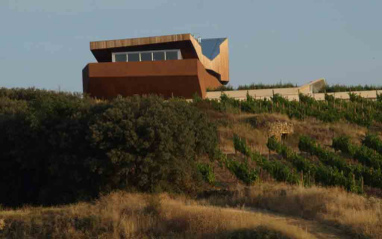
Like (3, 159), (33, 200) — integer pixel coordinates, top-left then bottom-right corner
(153, 51), (165, 61)
(141, 52), (152, 61)
(115, 54), (127, 62)
(166, 51), (178, 60)
(128, 53), (140, 62)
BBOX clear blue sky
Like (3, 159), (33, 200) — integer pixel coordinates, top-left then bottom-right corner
(1, 0), (381, 92)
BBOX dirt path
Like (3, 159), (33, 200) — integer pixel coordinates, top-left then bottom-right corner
(247, 209), (353, 239)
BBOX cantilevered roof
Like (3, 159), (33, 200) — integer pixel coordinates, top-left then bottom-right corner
(89, 33), (229, 82)
(200, 38), (227, 60)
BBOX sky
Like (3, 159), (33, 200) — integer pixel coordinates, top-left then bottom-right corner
(0, 0), (381, 92)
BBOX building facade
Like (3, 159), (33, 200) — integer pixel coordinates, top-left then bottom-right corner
(83, 34), (229, 99)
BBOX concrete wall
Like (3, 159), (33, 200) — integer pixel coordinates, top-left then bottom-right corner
(206, 89), (381, 101)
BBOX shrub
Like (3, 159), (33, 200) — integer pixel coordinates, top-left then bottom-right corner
(225, 159), (258, 185)
(0, 89), (218, 206)
(363, 133), (382, 155)
(198, 163), (216, 184)
(332, 135), (357, 156)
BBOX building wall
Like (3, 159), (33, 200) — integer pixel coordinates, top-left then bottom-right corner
(90, 34), (230, 84)
(83, 59), (222, 99)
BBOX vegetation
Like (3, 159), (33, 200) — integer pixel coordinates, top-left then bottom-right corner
(319, 84), (382, 93)
(207, 85), (234, 91)
(206, 93), (382, 127)
(215, 149), (258, 185)
(2, 86), (382, 238)
(0, 88), (218, 206)
(206, 183), (382, 239)
(237, 82), (296, 90)
(207, 82), (297, 91)
(0, 192), (318, 239)
(207, 82), (382, 93)
(332, 135), (382, 170)
(363, 133), (382, 155)
(267, 136), (362, 193)
(299, 136), (382, 189)
(233, 135), (300, 184)
(1, 185), (380, 239)
(197, 163), (216, 185)
(225, 158), (258, 185)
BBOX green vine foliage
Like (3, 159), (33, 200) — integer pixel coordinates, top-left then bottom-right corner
(205, 93), (381, 127)
(197, 163), (215, 185)
(226, 159), (258, 185)
(332, 136), (357, 156)
(363, 134), (382, 155)
(299, 136), (382, 189)
(333, 135), (382, 170)
(268, 136), (362, 193)
(233, 135), (300, 184)
(214, 148), (258, 185)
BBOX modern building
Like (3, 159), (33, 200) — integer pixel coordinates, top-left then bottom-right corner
(83, 33), (229, 99)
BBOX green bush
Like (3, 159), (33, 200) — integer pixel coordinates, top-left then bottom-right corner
(225, 158), (258, 185)
(332, 136), (357, 156)
(363, 133), (382, 155)
(197, 163), (215, 184)
(0, 89), (218, 206)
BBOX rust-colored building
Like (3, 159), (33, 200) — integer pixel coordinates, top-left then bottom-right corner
(83, 34), (229, 99)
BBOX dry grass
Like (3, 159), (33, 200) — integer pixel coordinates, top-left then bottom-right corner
(1, 185), (380, 238)
(216, 112), (368, 153)
(204, 183), (382, 239)
(291, 119), (366, 146)
(0, 192), (315, 239)
(219, 122), (268, 153)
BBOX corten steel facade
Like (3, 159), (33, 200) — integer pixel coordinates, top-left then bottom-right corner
(83, 34), (229, 99)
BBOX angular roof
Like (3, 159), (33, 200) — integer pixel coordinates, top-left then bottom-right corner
(89, 33), (229, 82)
(200, 38), (227, 60)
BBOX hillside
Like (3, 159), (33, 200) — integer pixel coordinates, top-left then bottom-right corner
(0, 88), (381, 238)
(0, 188), (368, 239)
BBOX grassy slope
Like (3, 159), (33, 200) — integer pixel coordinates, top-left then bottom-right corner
(0, 192), (313, 239)
(203, 110), (382, 238)
(1, 109), (381, 238)
(1, 185), (380, 238)
(205, 183), (382, 239)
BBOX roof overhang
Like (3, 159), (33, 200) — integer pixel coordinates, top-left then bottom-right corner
(89, 33), (230, 82)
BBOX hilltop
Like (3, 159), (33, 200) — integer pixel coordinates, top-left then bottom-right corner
(0, 87), (381, 238)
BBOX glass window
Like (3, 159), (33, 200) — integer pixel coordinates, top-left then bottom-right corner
(140, 52), (152, 61)
(128, 53), (140, 62)
(153, 51), (165, 61)
(115, 54), (127, 62)
(166, 51), (178, 60)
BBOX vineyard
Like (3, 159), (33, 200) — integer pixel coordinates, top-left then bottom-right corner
(221, 134), (382, 194)
(299, 136), (382, 189)
(332, 135), (382, 169)
(206, 92), (382, 127)
(363, 133), (382, 155)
